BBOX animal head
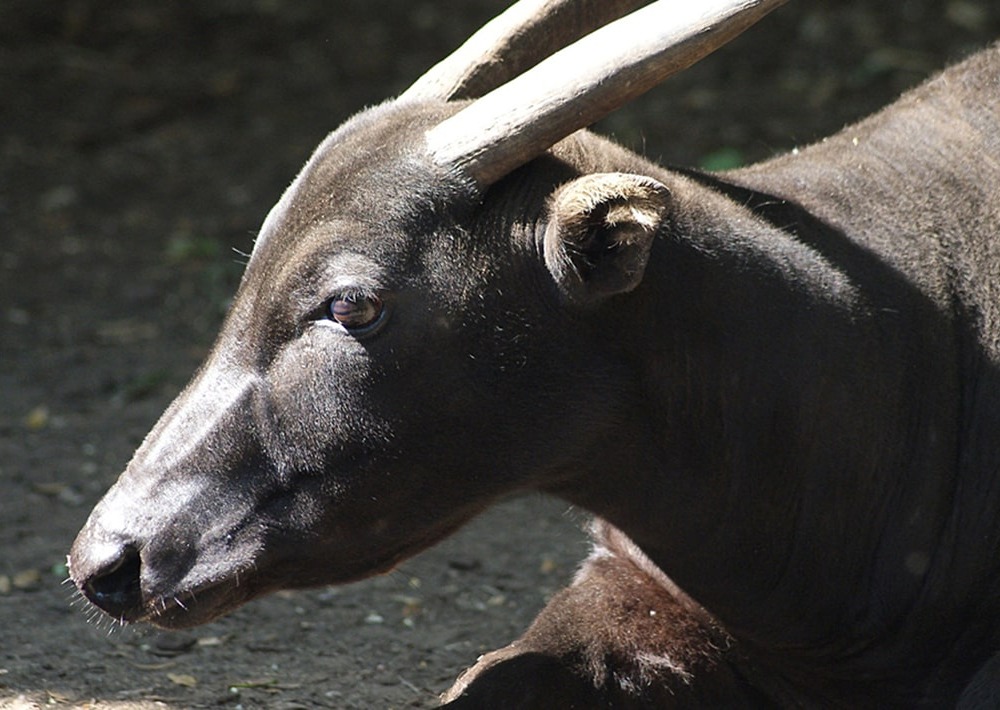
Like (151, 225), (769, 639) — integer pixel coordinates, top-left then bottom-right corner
(69, 0), (785, 628)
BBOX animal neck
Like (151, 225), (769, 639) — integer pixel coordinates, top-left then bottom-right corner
(545, 168), (969, 694)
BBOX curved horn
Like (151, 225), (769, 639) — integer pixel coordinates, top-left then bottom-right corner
(425, 0), (788, 188)
(401, 0), (653, 102)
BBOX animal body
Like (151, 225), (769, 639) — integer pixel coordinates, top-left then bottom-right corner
(69, 0), (1000, 706)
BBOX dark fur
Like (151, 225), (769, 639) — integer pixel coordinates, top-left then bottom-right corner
(70, 38), (1000, 707)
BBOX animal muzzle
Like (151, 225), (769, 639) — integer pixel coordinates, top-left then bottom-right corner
(68, 487), (205, 625)
(68, 487), (260, 628)
(69, 365), (270, 625)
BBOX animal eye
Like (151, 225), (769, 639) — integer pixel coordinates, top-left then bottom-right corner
(326, 293), (385, 334)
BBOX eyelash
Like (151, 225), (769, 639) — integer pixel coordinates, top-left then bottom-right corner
(323, 291), (386, 335)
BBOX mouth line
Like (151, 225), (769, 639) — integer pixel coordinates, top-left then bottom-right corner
(138, 573), (252, 628)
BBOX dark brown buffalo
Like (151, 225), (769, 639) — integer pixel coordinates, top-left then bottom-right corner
(68, 0), (1000, 706)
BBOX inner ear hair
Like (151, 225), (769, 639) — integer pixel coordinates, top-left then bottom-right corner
(556, 174), (668, 232)
(545, 173), (670, 305)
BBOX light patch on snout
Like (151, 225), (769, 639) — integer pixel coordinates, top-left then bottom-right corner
(138, 366), (257, 474)
(96, 471), (200, 538)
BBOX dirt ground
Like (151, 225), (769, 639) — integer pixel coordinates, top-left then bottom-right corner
(1, 1), (998, 708)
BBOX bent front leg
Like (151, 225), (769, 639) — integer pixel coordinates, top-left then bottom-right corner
(440, 521), (768, 708)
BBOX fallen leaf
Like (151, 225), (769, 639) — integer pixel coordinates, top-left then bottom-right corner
(46, 689), (71, 703)
(229, 678), (278, 689)
(167, 673), (197, 687)
(0, 576), (10, 594)
(24, 406), (49, 430)
(32, 482), (67, 496)
(129, 660), (177, 671)
(393, 594), (423, 618)
(13, 569), (41, 589)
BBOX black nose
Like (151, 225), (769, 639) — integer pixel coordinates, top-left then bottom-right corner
(79, 544), (144, 621)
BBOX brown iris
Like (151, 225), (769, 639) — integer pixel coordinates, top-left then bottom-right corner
(327, 294), (384, 332)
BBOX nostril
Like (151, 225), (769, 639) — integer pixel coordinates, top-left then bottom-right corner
(82, 544), (144, 621)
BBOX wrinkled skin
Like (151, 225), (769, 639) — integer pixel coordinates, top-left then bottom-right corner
(71, 46), (1000, 706)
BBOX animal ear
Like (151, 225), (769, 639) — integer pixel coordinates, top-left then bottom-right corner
(543, 173), (669, 305)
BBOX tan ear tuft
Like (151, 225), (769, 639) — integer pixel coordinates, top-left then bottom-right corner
(544, 173), (670, 305)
